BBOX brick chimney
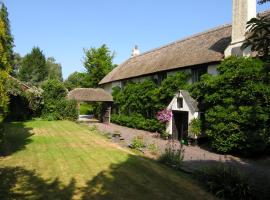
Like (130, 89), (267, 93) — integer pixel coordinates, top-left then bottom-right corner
(225, 0), (257, 57)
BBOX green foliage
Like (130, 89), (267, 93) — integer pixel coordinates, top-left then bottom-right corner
(189, 118), (202, 138)
(25, 87), (44, 116)
(0, 123), (4, 154)
(42, 79), (67, 101)
(147, 143), (159, 155)
(112, 72), (189, 134)
(113, 80), (160, 118)
(64, 72), (90, 91)
(0, 3), (13, 71)
(190, 57), (270, 154)
(159, 141), (184, 169)
(0, 3), (13, 113)
(5, 78), (31, 121)
(46, 57), (63, 81)
(41, 80), (78, 121)
(79, 103), (94, 115)
(83, 44), (114, 88)
(111, 114), (165, 133)
(12, 52), (22, 76)
(243, 15), (270, 61)
(195, 165), (254, 200)
(158, 72), (190, 105)
(258, 0), (270, 4)
(130, 136), (145, 150)
(18, 47), (48, 85)
(112, 72), (189, 119)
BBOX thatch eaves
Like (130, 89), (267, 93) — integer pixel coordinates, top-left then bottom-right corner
(67, 88), (113, 102)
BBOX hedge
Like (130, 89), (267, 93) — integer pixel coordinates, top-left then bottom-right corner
(111, 114), (165, 133)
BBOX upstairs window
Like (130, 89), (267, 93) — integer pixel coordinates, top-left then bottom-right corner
(177, 97), (183, 108)
(157, 72), (167, 85)
(192, 66), (207, 83)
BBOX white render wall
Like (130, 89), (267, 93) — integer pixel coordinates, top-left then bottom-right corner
(102, 81), (121, 94)
(101, 64), (219, 94)
(166, 93), (199, 135)
(207, 64), (218, 75)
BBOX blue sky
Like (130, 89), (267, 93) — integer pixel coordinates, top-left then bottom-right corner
(4, 0), (270, 79)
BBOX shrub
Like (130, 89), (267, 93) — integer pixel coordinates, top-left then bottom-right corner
(41, 79), (67, 101)
(190, 57), (270, 155)
(25, 86), (44, 117)
(42, 99), (78, 121)
(130, 136), (145, 150)
(0, 123), (4, 155)
(159, 141), (184, 169)
(147, 143), (159, 155)
(41, 79), (78, 121)
(188, 118), (202, 138)
(111, 114), (165, 133)
(195, 165), (254, 200)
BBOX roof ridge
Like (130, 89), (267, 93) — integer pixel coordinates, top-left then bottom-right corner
(131, 24), (231, 59)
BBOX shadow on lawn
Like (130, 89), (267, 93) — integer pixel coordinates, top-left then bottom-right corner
(80, 155), (208, 200)
(0, 122), (33, 156)
(0, 167), (76, 200)
(0, 155), (212, 200)
(182, 158), (270, 200)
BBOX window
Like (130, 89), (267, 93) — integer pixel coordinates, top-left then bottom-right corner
(157, 72), (167, 85)
(192, 66), (207, 83)
(177, 97), (183, 108)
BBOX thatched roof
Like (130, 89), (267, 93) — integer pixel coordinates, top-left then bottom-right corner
(99, 9), (270, 85)
(68, 88), (113, 102)
(9, 75), (31, 91)
(100, 24), (232, 85)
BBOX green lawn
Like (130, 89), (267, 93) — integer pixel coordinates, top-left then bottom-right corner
(0, 120), (214, 200)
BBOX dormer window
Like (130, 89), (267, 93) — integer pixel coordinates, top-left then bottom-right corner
(177, 97), (183, 108)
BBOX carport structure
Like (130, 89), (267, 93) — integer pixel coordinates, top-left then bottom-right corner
(67, 88), (113, 123)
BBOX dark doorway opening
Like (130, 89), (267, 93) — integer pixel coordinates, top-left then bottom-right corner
(172, 111), (189, 140)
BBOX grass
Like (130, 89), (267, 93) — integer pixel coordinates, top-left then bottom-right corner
(79, 103), (93, 115)
(0, 120), (214, 200)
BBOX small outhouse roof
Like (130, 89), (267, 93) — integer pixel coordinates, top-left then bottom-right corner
(67, 88), (113, 102)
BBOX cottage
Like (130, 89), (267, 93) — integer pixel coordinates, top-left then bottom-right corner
(99, 0), (269, 139)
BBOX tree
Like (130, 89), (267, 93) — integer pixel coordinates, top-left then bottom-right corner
(83, 44), (114, 88)
(64, 71), (90, 91)
(18, 47), (48, 85)
(46, 57), (63, 81)
(0, 3), (14, 112)
(242, 15), (270, 61)
(258, 0), (270, 4)
(12, 53), (22, 76)
(0, 3), (13, 70)
(190, 57), (270, 155)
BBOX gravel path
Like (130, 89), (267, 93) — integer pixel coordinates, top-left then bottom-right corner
(89, 123), (270, 170)
(89, 122), (270, 197)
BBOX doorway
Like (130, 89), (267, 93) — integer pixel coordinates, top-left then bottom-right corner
(172, 111), (189, 140)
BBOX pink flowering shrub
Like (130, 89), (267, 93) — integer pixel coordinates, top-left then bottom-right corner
(157, 109), (172, 123)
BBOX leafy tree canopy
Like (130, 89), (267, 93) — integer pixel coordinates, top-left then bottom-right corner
(64, 71), (90, 91)
(83, 44), (114, 88)
(46, 57), (63, 81)
(18, 47), (48, 85)
(258, 0), (270, 4)
(243, 15), (270, 61)
(0, 3), (14, 113)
